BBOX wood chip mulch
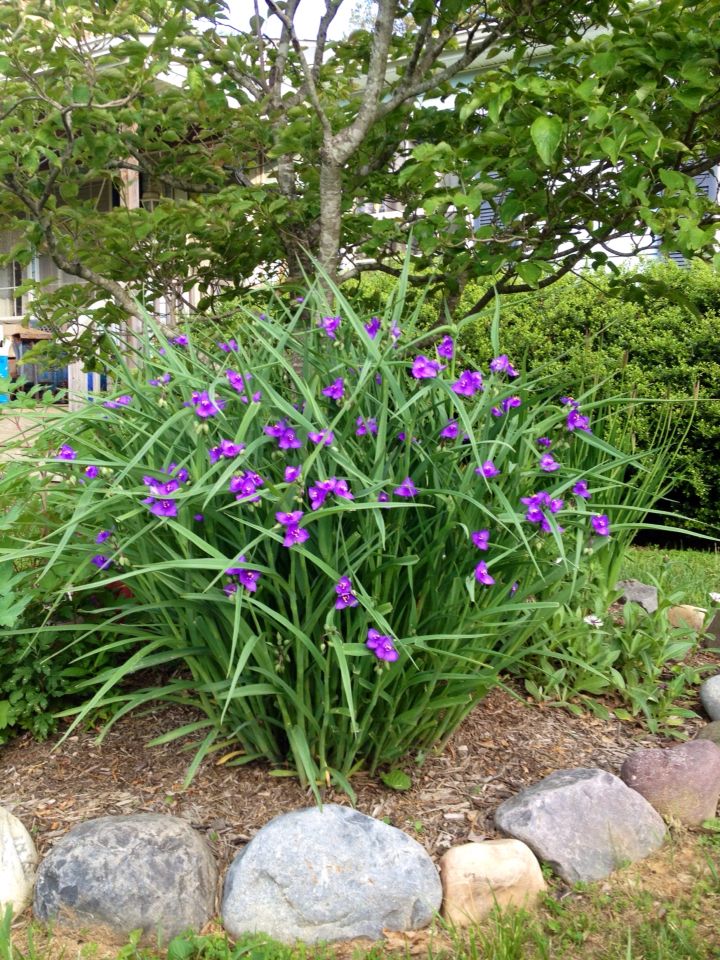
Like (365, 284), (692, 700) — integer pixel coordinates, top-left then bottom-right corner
(0, 682), (708, 876)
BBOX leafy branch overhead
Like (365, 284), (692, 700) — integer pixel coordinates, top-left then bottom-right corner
(0, 0), (719, 347)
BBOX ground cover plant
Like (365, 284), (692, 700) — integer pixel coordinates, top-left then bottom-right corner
(0, 276), (689, 794)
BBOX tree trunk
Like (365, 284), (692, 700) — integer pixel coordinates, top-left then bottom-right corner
(318, 156), (343, 289)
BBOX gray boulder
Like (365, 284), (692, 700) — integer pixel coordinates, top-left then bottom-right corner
(700, 674), (720, 720)
(696, 720), (720, 748)
(621, 740), (720, 825)
(33, 814), (217, 944)
(615, 580), (658, 614)
(221, 804), (442, 943)
(494, 768), (666, 885)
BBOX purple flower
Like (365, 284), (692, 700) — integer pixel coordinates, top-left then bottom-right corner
(394, 477), (417, 498)
(229, 471), (264, 502)
(490, 354), (519, 377)
(378, 491), (389, 503)
(510, 581), (519, 596)
(521, 491), (564, 533)
(147, 498), (178, 518)
(590, 514), (611, 536)
(440, 420), (459, 440)
(411, 355), (445, 379)
(308, 429), (334, 446)
(318, 315), (341, 339)
(85, 465), (99, 479)
(332, 478), (354, 501)
(264, 421), (302, 450)
(149, 373), (172, 387)
(572, 480), (591, 499)
(451, 370), (483, 397)
(539, 453), (560, 473)
(143, 475), (179, 497)
(171, 334), (189, 347)
(209, 439), (246, 463)
(283, 524), (310, 548)
(335, 576), (359, 610)
(437, 335), (455, 359)
(164, 464), (189, 483)
(308, 479), (336, 511)
(188, 391), (225, 419)
(390, 324), (401, 345)
(561, 396), (577, 407)
(284, 465), (302, 482)
(103, 394), (133, 409)
(366, 628), (399, 663)
(218, 339), (239, 352)
(566, 408), (592, 433)
(356, 417), (378, 437)
(95, 530), (112, 545)
(56, 445), (77, 461)
(471, 530), (490, 550)
(365, 317), (381, 339)
(225, 556), (261, 593)
(474, 561), (495, 586)
(91, 554), (112, 570)
(503, 395), (521, 412)
(226, 369), (247, 392)
(475, 460), (500, 478)
(536, 437), (552, 448)
(322, 377), (345, 401)
(194, 514), (204, 522)
(276, 510), (304, 526)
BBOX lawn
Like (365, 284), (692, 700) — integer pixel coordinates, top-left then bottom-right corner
(621, 546), (720, 607)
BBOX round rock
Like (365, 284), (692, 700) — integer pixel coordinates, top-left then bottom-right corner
(621, 740), (720, 825)
(221, 804), (442, 943)
(700, 674), (720, 720)
(696, 720), (720, 748)
(33, 814), (217, 943)
(494, 768), (666, 885)
(439, 840), (546, 926)
(0, 806), (39, 915)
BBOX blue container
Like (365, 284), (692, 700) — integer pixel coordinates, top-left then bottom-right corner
(0, 355), (8, 403)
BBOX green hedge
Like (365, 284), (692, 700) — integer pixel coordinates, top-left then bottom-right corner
(352, 260), (720, 534)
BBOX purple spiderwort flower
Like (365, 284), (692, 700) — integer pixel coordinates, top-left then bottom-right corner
(510, 581), (519, 596)
(171, 334), (189, 347)
(573, 480), (591, 499)
(56, 445), (77, 461)
(490, 354), (519, 377)
(229, 471), (264, 502)
(209, 439), (246, 464)
(591, 514), (611, 536)
(521, 491), (564, 533)
(411, 355), (445, 379)
(471, 530), (490, 550)
(186, 390), (225, 419)
(91, 554), (113, 570)
(318, 316), (341, 339)
(147, 498), (178, 518)
(164, 464), (188, 483)
(437, 335), (454, 359)
(378, 491), (389, 503)
(276, 510), (304, 526)
(227, 370), (261, 404)
(218, 339), (239, 352)
(308, 429), (334, 446)
(225, 556), (260, 593)
(308, 479), (337, 511)
(365, 317), (381, 339)
(561, 396), (577, 407)
(276, 510), (309, 548)
(95, 530), (113, 545)
(149, 372), (172, 387)
(539, 453), (561, 472)
(366, 628), (399, 662)
(452, 370), (483, 397)
(264, 421), (302, 450)
(390, 324), (401, 346)
(322, 377), (345, 401)
(284, 465), (302, 483)
(537, 437), (552, 448)
(103, 395), (133, 409)
(492, 395), (522, 417)
(475, 460), (500, 478)
(355, 417), (378, 436)
(474, 561), (495, 586)
(335, 576), (359, 610)
(440, 420), (459, 440)
(394, 477), (417, 498)
(85, 465), (99, 479)
(194, 513), (204, 522)
(143, 476), (179, 497)
(566, 408), (592, 433)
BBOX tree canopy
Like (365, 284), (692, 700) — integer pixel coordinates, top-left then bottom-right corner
(1, 0), (719, 350)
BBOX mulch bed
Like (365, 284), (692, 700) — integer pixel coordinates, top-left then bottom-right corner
(0, 682), (708, 876)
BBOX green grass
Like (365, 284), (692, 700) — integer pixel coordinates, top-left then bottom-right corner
(621, 545), (720, 607)
(3, 837), (719, 960)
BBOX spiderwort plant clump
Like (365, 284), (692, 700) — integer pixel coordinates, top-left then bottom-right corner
(1, 276), (674, 799)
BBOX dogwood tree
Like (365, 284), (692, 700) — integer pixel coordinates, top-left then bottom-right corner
(0, 0), (719, 349)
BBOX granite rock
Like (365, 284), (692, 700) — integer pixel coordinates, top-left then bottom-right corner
(439, 840), (546, 926)
(696, 720), (720, 748)
(494, 768), (666, 885)
(0, 807), (38, 916)
(33, 814), (217, 944)
(621, 740), (720, 825)
(221, 804), (441, 943)
(700, 674), (720, 721)
(616, 580), (658, 614)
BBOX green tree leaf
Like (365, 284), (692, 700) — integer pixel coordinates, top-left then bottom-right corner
(530, 115), (563, 165)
